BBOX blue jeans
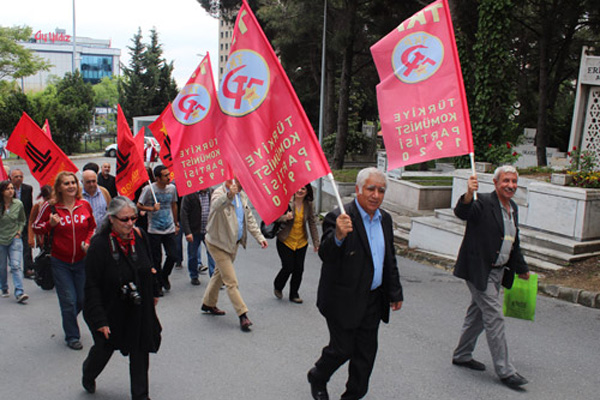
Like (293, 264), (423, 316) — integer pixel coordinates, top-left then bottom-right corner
(187, 233), (215, 279)
(0, 237), (25, 297)
(51, 257), (85, 343)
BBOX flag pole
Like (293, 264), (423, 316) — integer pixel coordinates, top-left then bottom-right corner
(469, 152), (478, 201)
(147, 180), (158, 204)
(326, 173), (346, 214)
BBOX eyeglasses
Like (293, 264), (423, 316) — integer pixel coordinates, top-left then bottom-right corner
(114, 216), (138, 222)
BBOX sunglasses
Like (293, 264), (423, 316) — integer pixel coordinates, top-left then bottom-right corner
(114, 216), (138, 222)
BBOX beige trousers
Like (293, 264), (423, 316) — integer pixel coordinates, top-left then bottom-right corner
(203, 242), (248, 316)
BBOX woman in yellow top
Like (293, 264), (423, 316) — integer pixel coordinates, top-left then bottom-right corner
(273, 184), (320, 303)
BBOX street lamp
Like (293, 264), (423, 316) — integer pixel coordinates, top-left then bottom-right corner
(316, 0), (327, 214)
(72, 0), (77, 73)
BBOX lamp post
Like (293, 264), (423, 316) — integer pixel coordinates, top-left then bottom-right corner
(316, 0), (327, 214)
(72, 0), (77, 73)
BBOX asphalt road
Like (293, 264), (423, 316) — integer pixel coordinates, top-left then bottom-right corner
(1, 155), (599, 399)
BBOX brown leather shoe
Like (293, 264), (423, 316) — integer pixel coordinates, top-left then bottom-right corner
(240, 314), (253, 332)
(201, 304), (226, 315)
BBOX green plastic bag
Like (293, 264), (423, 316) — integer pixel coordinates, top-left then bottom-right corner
(503, 273), (538, 321)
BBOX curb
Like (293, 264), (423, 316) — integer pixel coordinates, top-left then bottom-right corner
(394, 243), (600, 311)
(538, 283), (600, 309)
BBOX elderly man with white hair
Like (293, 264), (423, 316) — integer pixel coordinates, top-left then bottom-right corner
(451, 165), (531, 390)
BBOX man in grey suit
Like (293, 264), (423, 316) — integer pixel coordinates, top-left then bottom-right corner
(452, 165), (530, 390)
(308, 167), (403, 400)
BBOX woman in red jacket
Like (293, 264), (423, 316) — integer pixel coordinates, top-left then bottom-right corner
(33, 171), (96, 350)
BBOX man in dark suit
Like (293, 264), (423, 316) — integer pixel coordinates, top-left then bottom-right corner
(180, 188), (215, 285)
(97, 162), (117, 198)
(10, 168), (34, 277)
(451, 166), (530, 390)
(308, 167), (403, 400)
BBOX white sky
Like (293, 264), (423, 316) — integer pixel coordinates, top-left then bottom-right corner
(3, 0), (219, 87)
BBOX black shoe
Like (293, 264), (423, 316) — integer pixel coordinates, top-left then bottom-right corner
(274, 289), (283, 299)
(157, 288), (164, 297)
(67, 340), (83, 350)
(239, 314), (253, 332)
(501, 373), (528, 389)
(82, 376), (96, 393)
(452, 358), (486, 371)
(307, 368), (329, 400)
(162, 278), (171, 291)
(191, 278), (200, 286)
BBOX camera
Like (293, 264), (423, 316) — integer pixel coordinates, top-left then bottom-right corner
(120, 282), (142, 305)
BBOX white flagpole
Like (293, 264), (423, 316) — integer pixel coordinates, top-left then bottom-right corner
(326, 173), (346, 214)
(469, 152), (478, 201)
(147, 180), (158, 204)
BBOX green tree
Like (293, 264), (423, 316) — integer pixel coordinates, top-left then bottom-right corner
(0, 88), (30, 137)
(93, 76), (119, 135)
(0, 26), (51, 81)
(30, 71), (95, 154)
(119, 28), (178, 124)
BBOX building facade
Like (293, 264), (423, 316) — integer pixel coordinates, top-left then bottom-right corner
(18, 28), (120, 92)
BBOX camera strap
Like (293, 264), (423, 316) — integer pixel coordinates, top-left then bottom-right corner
(109, 231), (140, 286)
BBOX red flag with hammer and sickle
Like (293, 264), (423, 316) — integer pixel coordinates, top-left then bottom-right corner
(216, 0), (331, 225)
(150, 54), (232, 196)
(371, 0), (473, 170)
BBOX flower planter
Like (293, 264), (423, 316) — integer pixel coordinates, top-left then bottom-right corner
(551, 173), (573, 186)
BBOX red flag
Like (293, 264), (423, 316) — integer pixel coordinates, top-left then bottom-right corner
(41, 119), (52, 139)
(0, 157), (7, 181)
(148, 107), (174, 173)
(370, 0), (473, 170)
(151, 54), (233, 197)
(6, 112), (78, 186)
(217, 0), (331, 224)
(116, 105), (149, 199)
(134, 126), (146, 160)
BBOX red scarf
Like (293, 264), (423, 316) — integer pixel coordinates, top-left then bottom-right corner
(110, 231), (136, 256)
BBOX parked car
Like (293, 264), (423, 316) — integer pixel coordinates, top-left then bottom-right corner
(104, 137), (160, 158)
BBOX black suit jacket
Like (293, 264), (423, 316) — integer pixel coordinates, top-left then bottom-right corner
(453, 191), (528, 291)
(180, 190), (212, 236)
(15, 183), (33, 218)
(317, 200), (403, 330)
(97, 174), (117, 198)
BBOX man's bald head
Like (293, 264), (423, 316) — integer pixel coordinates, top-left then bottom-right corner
(82, 170), (98, 195)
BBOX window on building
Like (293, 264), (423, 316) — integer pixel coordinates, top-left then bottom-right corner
(80, 55), (113, 84)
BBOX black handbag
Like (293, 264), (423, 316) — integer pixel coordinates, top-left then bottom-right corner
(260, 220), (282, 239)
(260, 205), (291, 239)
(33, 248), (54, 290)
(33, 205), (55, 290)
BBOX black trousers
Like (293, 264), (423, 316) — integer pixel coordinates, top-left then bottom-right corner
(274, 240), (308, 298)
(313, 289), (383, 400)
(82, 330), (150, 400)
(21, 223), (33, 273)
(148, 232), (177, 284)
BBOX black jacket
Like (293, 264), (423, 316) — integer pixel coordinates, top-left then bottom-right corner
(180, 190), (212, 236)
(84, 228), (161, 354)
(317, 200), (403, 329)
(453, 191), (528, 291)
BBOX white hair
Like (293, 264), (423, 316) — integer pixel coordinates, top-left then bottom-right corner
(356, 167), (387, 193)
(493, 165), (518, 181)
